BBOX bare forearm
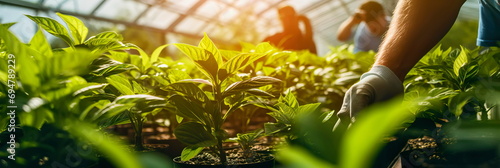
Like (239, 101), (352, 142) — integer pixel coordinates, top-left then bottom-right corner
(375, 0), (466, 81)
(337, 16), (359, 41)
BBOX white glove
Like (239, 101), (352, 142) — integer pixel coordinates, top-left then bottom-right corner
(337, 65), (404, 123)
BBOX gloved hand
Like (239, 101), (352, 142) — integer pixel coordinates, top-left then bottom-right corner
(337, 65), (404, 123)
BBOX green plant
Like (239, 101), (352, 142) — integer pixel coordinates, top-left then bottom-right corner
(169, 34), (280, 165)
(228, 129), (264, 159)
(260, 90), (322, 141)
(0, 13), (145, 167)
(405, 46), (500, 122)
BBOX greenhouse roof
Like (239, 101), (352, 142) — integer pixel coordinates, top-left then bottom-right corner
(0, 0), (479, 55)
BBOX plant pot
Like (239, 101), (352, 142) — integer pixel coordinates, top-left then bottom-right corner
(143, 139), (186, 159)
(172, 152), (275, 168)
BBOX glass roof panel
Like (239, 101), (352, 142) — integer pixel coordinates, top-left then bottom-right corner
(166, 0), (199, 13)
(233, 0), (253, 8)
(284, 0), (323, 12)
(252, 1), (271, 14)
(174, 16), (206, 35)
(43, 0), (103, 15)
(18, 0), (40, 3)
(137, 6), (179, 29)
(218, 7), (239, 22)
(196, 1), (226, 19)
(0, 4), (36, 42)
(94, 0), (148, 22)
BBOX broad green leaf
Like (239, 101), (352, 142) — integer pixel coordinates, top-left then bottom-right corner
(114, 94), (164, 104)
(43, 48), (99, 78)
(19, 107), (53, 129)
(29, 28), (53, 57)
(90, 57), (137, 77)
(0, 22), (16, 28)
(151, 44), (170, 63)
(84, 31), (133, 53)
(245, 88), (274, 97)
(170, 95), (207, 124)
(342, 98), (414, 168)
(98, 109), (130, 128)
(70, 122), (141, 168)
(180, 146), (205, 161)
(178, 79), (212, 86)
(264, 122), (288, 135)
(220, 53), (266, 76)
(277, 146), (335, 168)
(125, 43), (150, 69)
(198, 33), (222, 66)
(92, 103), (133, 121)
(131, 80), (147, 94)
(282, 90), (299, 109)
(174, 122), (216, 147)
(25, 15), (73, 46)
(219, 49), (241, 61)
(57, 12), (88, 44)
(0, 26), (41, 93)
(73, 83), (108, 97)
(275, 103), (295, 123)
(106, 75), (134, 95)
(168, 82), (209, 102)
(453, 46), (469, 77)
(85, 31), (123, 42)
(448, 93), (472, 117)
(174, 43), (218, 82)
(297, 103), (321, 114)
(222, 76), (281, 97)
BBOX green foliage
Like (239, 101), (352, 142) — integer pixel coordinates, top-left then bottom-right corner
(405, 46), (500, 122)
(0, 14), (146, 167)
(261, 90), (321, 140)
(170, 34), (280, 164)
(227, 129), (264, 158)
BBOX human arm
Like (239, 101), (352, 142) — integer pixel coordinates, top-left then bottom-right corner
(336, 12), (363, 42)
(336, 0), (467, 122)
(375, 0), (466, 80)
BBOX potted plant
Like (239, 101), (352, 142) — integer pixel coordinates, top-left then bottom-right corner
(167, 34), (280, 167)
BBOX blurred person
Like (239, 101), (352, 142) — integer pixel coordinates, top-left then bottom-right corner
(336, 1), (390, 53)
(263, 5), (317, 55)
(335, 0), (499, 129)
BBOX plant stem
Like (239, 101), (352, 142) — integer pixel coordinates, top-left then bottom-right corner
(217, 137), (228, 165)
(129, 111), (144, 151)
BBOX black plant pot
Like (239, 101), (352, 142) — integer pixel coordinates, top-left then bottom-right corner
(172, 154), (275, 168)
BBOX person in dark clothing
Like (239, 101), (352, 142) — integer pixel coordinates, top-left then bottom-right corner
(263, 5), (317, 55)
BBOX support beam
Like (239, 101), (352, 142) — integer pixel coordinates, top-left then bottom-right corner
(0, 0), (207, 40)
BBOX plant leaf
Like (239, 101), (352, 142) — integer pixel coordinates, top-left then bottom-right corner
(151, 44), (170, 63)
(57, 12), (88, 44)
(220, 53), (266, 76)
(170, 95), (207, 124)
(29, 28), (53, 57)
(114, 94), (164, 104)
(297, 103), (321, 114)
(264, 122), (288, 135)
(0, 26), (41, 94)
(282, 90), (299, 109)
(106, 75), (135, 95)
(198, 33), (222, 66)
(174, 122), (216, 147)
(174, 43), (218, 82)
(25, 15), (73, 46)
(453, 47), (469, 77)
(168, 82), (209, 102)
(223, 76), (280, 97)
(180, 146), (205, 161)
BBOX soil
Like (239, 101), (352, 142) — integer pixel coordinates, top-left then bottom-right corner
(398, 135), (500, 167)
(173, 148), (274, 166)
